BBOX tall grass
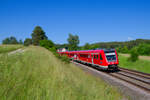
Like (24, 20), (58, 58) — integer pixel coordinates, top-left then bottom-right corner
(0, 46), (122, 100)
(0, 45), (23, 53)
(119, 55), (150, 73)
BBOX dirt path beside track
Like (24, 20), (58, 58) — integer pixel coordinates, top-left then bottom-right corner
(0, 48), (26, 57)
(8, 48), (26, 55)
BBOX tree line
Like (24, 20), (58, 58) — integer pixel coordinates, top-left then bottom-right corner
(2, 26), (47, 46)
(2, 26), (80, 51)
(2, 26), (150, 57)
(2, 36), (23, 44)
(2, 26), (150, 62)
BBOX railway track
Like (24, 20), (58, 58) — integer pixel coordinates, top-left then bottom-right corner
(119, 67), (150, 79)
(111, 67), (150, 92)
(109, 70), (150, 92)
(72, 61), (150, 92)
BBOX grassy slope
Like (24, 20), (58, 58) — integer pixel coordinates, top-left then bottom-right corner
(119, 55), (150, 73)
(0, 46), (123, 100)
(0, 45), (23, 53)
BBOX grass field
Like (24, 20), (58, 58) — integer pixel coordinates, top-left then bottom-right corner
(119, 55), (150, 73)
(0, 45), (23, 53)
(0, 46), (123, 100)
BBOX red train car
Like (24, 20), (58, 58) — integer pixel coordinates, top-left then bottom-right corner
(58, 49), (119, 70)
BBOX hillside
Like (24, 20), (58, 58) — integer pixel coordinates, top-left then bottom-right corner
(55, 39), (150, 51)
(0, 46), (123, 100)
(90, 39), (150, 49)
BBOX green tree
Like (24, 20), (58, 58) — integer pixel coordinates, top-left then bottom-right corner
(40, 40), (54, 49)
(24, 38), (32, 46)
(55, 44), (69, 50)
(19, 39), (23, 44)
(116, 46), (122, 53)
(2, 38), (10, 44)
(9, 36), (18, 44)
(83, 43), (90, 50)
(129, 47), (139, 62)
(31, 26), (48, 45)
(67, 33), (80, 50)
(122, 46), (128, 53)
(90, 44), (99, 50)
(2, 36), (18, 44)
(137, 43), (150, 55)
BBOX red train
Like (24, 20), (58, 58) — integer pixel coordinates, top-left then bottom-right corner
(58, 49), (119, 70)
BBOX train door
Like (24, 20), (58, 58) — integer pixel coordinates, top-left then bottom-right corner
(91, 54), (94, 64)
(93, 54), (99, 65)
(99, 53), (103, 66)
(76, 53), (79, 60)
(74, 54), (77, 60)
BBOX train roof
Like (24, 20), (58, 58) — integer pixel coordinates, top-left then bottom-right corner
(58, 49), (116, 53)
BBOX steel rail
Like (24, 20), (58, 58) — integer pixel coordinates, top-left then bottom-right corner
(108, 73), (150, 92)
(119, 67), (150, 79)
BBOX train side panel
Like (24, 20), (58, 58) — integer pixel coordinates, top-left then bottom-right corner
(58, 49), (119, 70)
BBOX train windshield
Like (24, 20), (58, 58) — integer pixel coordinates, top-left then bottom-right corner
(105, 52), (116, 62)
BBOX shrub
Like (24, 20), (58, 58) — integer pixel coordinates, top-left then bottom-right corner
(128, 47), (139, 62)
(49, 47), (56, 53)
(122, 46), (129, 53)
(60, 55), (70, 63)
(117, 46), (129, 53)
(2, 36), (19, 44)
(137, 43), (150, 55)
(24, 38), (32, 46)
(40, 40), (70, 63)
(40, 40), (54, 49)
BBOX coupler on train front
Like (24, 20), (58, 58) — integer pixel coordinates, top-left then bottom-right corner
(108, 64), (118, 71)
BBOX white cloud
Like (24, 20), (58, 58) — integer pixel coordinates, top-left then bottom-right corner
(128, 37), (133, 41)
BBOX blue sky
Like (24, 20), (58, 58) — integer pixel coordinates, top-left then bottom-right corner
(0, 0), (150, 45)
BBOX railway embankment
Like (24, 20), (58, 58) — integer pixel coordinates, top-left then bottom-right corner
(0, 46), (123, 100)
(72, 61), (150, 100)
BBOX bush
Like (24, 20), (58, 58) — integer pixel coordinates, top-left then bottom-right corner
(51, 51), (70, 63)
(24, 38), (32, 46)
(116, 46), (129, 53)
(2, 36), (19, 44)
(49, 47), (56, 53)
(51, 51), (70, 64)
(60, 55), (70, 63)
(40, 40), (70, 63)
(137, 43), (150, 55)
(128, 48), (139, 62)
(40, 40), (54, 49)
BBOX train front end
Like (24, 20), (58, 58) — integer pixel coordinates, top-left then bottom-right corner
(104, 49), (119, 70)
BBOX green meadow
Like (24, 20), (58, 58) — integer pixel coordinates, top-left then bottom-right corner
(0, 46), (123, 100)
(0, 45), (23, 53)
(119, 55), (150, 73)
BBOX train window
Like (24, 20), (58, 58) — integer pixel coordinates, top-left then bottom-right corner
(86, 54), (88, 58)
(94, 55), (96, 59)
(94, 55), (98, 59)
(70, 54), (74, 56)
(100, 54), (103, 60)
(96, 55), (98, 59)
(80, 54), (88, 58)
